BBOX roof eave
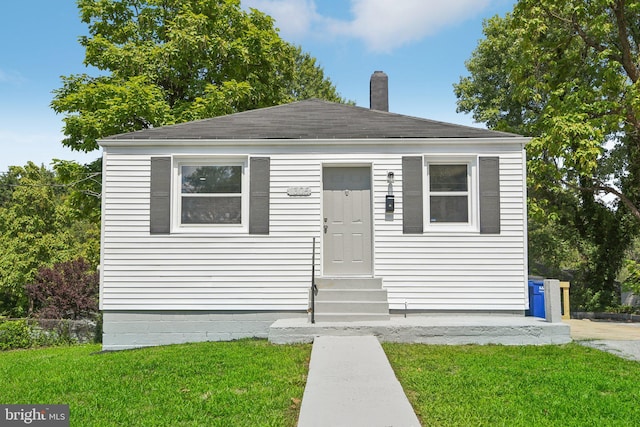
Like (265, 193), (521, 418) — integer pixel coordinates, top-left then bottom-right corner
(99, 136), (531, 148)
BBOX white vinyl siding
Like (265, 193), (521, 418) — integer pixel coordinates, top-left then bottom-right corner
(376, 151), (526, 311)
(100, 142), (527, 312)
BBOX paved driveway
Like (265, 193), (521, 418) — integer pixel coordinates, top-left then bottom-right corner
(565, 319), (640, 361)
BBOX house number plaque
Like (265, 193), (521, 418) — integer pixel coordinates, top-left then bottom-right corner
(287, 186), (312, 196)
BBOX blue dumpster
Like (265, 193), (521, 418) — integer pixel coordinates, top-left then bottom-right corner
(526, 279), (545, 318)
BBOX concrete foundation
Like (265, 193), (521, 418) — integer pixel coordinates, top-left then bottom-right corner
(269, 315), (572, 345)
(102, 310), (305, 351)
(103, 311), (572, 350)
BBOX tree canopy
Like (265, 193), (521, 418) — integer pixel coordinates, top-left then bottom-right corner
(454, 0), (640, 309)
(0, 163), (100, 316)
(52, 0), (345, 152)
(456, 0), (640, 219)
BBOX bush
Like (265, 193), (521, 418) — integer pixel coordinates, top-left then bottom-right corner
(622, 259), (640, 294)
(0, 319), (31, 350)
(0, 318), (84, 351)
(605, 305), (640, 315)
(26, 258), (98, 319)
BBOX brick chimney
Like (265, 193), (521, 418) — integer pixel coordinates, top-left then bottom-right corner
(370, 71), (389, 112)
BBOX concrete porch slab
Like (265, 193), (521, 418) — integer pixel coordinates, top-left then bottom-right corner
(269, 315), (571, 345)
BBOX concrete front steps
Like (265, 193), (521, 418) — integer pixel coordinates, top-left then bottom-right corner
(272, 277), (572, 345)
(311, 277), (390, 322)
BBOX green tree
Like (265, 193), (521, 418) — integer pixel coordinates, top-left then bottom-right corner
(0, 169), (21, 208)
(53, 158), (103, 224)
(457, 0), (640, 217)
(620, 238), (640, 302)
(52, 0), (345, 153)
(0, 163), (100, 316)
(454, 1), (640, 309)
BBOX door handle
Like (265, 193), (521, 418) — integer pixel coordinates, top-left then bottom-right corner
(324, 224), (328, 234)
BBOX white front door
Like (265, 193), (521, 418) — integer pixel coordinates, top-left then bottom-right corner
(322, 167), (373, 275)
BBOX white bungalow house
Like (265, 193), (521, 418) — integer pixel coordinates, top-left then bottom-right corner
(99, 72), (530, 350)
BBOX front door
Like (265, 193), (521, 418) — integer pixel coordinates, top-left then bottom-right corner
(323, 167), (372, 275)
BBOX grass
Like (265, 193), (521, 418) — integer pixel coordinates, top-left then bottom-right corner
(3, 340), (640, 426)
(0, 340), (311, 427)
(384, 342), (640, 426)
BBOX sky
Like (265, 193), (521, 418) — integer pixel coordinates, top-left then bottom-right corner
(0, 0), (516, 173)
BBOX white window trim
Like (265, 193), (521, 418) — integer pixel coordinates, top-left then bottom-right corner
(172, 156), (249, 233)
(424, 155), (479, 233)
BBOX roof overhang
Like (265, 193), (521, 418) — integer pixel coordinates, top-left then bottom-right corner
(99, 136), (531, 148)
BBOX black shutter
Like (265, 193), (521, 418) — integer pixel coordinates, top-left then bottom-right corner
(249, 157), (270, 234)
(150, 157), (171, 234)
(479, 157), (500, 234)
(402, 156), (423, 234)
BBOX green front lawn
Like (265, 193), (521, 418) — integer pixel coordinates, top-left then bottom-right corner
(0, 340), (311, 426)
(384, 342), (640, 426)
(2, 340), (640, 426)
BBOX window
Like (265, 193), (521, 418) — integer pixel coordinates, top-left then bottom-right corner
(175, 159), (247, 229)
(424, 157), (478, 232)
(402, 156), (499, 235)
(181, 165), (242, 224)
(428, 164), (469, 223)
(150, 156), (269, 235)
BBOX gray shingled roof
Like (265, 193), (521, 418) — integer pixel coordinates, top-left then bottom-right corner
(104, 98), (520, 140)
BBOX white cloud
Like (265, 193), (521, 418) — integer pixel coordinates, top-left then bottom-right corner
(332, 0), (492, 52)
(242, 0), (493, 52)
(242, 0), (320, 40)
(0, 68), (26, 85)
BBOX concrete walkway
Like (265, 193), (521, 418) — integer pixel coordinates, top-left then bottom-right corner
(297, 335), (421, 427)
(565, 318), (640, 340)
(565, 319), (640, 362)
